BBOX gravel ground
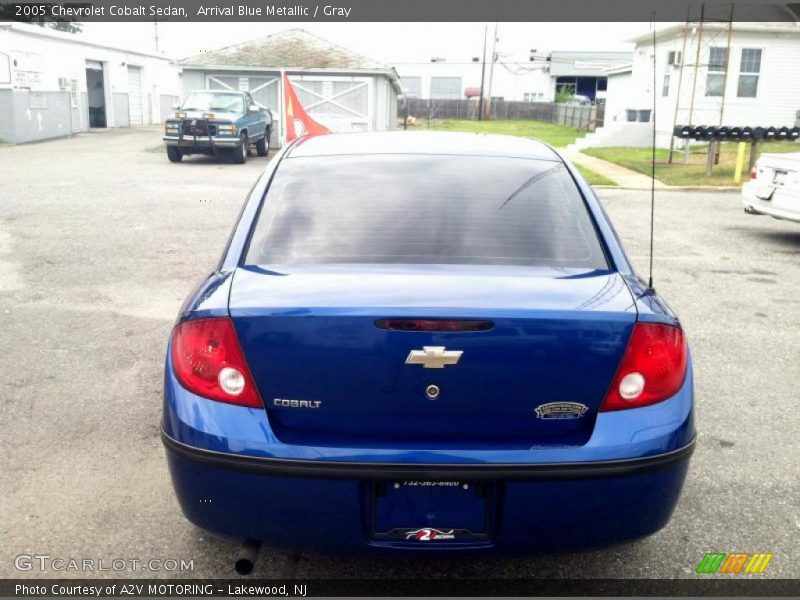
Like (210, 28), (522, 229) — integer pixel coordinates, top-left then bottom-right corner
(1, 127), (798, 580)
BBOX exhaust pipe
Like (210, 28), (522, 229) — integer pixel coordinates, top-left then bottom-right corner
(234, 539), (261, 575)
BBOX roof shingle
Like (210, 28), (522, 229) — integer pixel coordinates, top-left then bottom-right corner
(179, 28), (392, 72)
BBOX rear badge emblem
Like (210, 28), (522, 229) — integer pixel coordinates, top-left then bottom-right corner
(535, 402), (589, 419)
(405, 346), (463, 369)
(273, 398), (322, 409)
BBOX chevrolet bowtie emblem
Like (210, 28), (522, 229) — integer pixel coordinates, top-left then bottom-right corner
(405, 346), (463, 369)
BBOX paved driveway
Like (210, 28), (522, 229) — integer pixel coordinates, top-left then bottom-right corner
(1, 127), (798, 579)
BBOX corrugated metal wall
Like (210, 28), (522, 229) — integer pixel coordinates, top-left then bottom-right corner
(0, 90), (78, 143)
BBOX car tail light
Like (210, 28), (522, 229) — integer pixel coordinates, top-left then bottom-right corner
(170, 318), (262, 408)
(750, 167), (757, 180)
(600, 323), (687, 412)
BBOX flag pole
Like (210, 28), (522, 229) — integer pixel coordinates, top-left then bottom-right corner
(279, 69), (286, 147)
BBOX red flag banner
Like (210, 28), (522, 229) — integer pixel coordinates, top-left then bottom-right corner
(283, 74), (330, 142)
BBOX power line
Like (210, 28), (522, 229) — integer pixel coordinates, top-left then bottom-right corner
(389, 55), (628, 66)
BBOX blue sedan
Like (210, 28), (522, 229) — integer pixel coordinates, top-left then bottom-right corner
(162, 132), (694, 564)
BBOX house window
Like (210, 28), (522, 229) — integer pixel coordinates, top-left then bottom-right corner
(737, 48), (761, 98)
(662, 73), (670, 96)
(705, 47), (728, 96)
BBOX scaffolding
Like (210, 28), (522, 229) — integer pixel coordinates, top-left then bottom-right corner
(667, 3), (735, 168)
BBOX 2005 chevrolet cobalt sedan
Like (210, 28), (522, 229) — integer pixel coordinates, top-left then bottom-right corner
(162, 132), (694, 556)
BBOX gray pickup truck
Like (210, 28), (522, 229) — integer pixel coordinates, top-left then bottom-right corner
(163, 90), (273, 164)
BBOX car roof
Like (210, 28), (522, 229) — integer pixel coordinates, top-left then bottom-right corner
(286, 131), (562, 161)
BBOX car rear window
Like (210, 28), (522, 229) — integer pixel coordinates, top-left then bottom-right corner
(245, 154), (608, 269)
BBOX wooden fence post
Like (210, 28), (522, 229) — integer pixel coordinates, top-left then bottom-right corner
(706, 142), (715, 177)
(748, 141), (759, 171)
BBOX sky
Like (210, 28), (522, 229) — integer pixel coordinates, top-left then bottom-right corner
(80, 21), (652, 67)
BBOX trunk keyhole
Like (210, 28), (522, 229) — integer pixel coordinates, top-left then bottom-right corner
(425, 384), (440, 400)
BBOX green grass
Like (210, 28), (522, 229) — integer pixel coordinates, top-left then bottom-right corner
(583, 142), (800, 186)
(575, 164), (616, 186)
(415, 119), (615, 185)
(420, 119), (587, 149)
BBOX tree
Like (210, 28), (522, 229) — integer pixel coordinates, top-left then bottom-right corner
(0, 4), (81, 31)
(35, 21), (83, 34)
(49, 21), (83, 33)
(555, 88), (574, 104)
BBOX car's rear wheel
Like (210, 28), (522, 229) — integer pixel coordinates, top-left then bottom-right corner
(232, 133), (248, 164)
(255, 132), (269, 157)
(166, 146), (183, 163)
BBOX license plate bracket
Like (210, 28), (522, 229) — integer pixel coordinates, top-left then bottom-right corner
(756, 185), (776, 201)
(368, 480), (493, 542)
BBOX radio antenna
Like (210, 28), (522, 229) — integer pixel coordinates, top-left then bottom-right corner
(647, 13), (657, 292)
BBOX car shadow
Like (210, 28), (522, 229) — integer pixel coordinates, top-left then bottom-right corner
(197, 533), (656, 579)
(749, 228), (800, 251)
(728, 225), (800, 253)
(175, 153), (275, 166)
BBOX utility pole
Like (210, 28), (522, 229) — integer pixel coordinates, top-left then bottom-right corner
(714, 3), (735, 164)
(478, 24), (487, 121)
(668, 11), (691, 163)
(484, 22), (498, 120)
(684, 3), (705, 165)
(153, 19), (160, 53)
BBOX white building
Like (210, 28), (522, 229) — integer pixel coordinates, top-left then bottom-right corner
(399, 60), (553, 103)
(0, 22), (179, 143)
(549, 51), (632, 102)
(398, 50), (631, 103)
(603, 64), (634, 125)
(576, 21), (800, 149)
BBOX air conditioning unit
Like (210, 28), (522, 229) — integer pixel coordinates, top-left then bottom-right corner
(667, 51), (682, 67)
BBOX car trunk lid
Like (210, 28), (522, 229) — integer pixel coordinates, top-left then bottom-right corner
(229, 265), (637, 448)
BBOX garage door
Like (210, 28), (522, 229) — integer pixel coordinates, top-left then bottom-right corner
(204, 73), (373, 143)
(127, 66), (143, 126)
(207, 74), (279, 111)
(291, 76), (372, 132)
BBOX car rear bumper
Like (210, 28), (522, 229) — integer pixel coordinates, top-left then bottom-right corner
(742, 182), (800, 223)
(161, 355), (695, 552)
(162, 428), (694, 481)
(162, 429), (693, 552)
